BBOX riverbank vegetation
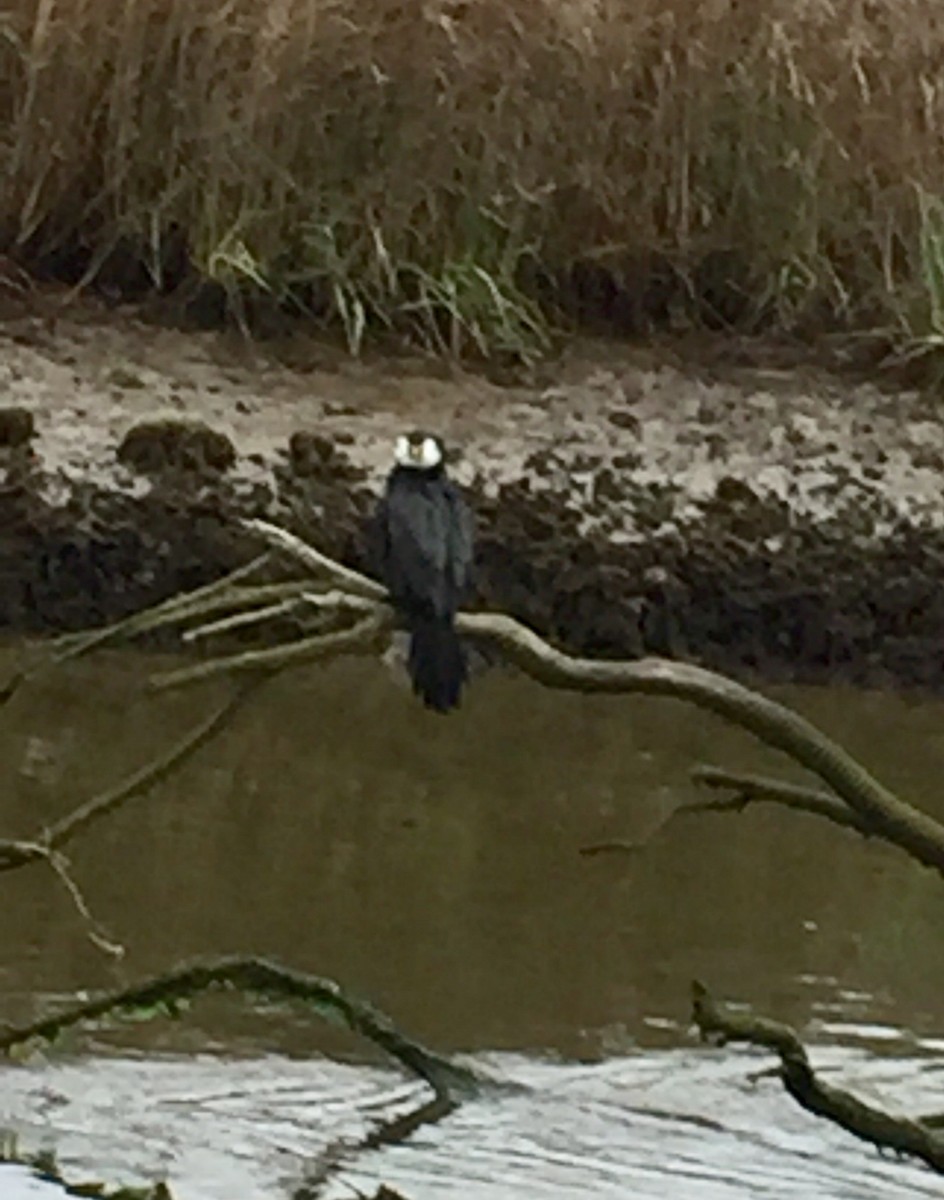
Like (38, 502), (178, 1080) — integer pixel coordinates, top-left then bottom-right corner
(3, 0), (944, 364)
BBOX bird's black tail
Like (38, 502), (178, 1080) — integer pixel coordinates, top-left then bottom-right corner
(407, 615), (467, 713)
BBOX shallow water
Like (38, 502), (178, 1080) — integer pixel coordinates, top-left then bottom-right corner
(1, 649), (942, 1197)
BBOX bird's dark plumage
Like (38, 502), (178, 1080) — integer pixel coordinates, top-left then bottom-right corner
(374, 433), (473, 713)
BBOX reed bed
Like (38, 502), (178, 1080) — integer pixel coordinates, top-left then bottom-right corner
(3, 0), (944, 361)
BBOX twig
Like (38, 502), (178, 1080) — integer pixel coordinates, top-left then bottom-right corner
(0, 679), (260, 880)
(0, 956), (478, 1101)
(580, 765), (882, 857)
(183, 597), (309, 642)
(0, 681), (260, 953)
(42, 678), (263, 852)
(149, 615), (389, 691)
(294, 1094), (458, 1199)
(690, 766), (875, 836)
(0, 838), (47, 870)
(242, 519), (385, 599)
(182, 590), (378, 644)
(691, 981), (944, 1173)
(47, 852), (125, 959)
(46, 554), (274, 664)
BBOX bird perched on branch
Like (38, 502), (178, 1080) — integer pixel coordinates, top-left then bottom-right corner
(373, 431), (474, 713)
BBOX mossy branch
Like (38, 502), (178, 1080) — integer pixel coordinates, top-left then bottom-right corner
(691, 981), (944, 1173)
(0, 956), (477, 1102)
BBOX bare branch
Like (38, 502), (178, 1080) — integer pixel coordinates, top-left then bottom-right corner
(450, 613), (944, 875)
(690, 766), (875, 836)
(39, 526), (944, 876)
(183, 596), (309, 642)
(47, 554), (275, 663)
(242, 518), (385, 599)
(0, 679), (260, 951)
(149, 614), (389, 691)
(0, 956), (478, 1102)
(294, 1093), (458, 1198)
(0, 838), (48, 870)
(47, 852), (125, 958)
(42, 679), (262, 852)
(691, 981), (944, 1173)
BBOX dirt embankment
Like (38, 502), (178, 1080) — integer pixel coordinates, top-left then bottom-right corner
(3, 301), (944, 691)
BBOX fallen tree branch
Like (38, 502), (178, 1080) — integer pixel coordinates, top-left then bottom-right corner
(0, 956), (477, 1102)
(238, 521), (944, 874)
(0, 555), (278, 703)
(0, 1140), (174, 1200)
(691, 981), (944, 1173)
(0, 680), (261, 954)
(455, 615), (944, 874)
(294, 1093), (458, 1199)
(43, 520), (944, 876)
(48, 554), (277, 663)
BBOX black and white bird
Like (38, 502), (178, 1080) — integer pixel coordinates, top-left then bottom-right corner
(373, 431), (474, 713)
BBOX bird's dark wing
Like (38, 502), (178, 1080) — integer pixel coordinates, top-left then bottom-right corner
(381, 480), (454, 617)
(444, 481), (474, 596)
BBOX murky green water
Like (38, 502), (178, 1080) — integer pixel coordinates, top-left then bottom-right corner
(1, 649), (942, 1197)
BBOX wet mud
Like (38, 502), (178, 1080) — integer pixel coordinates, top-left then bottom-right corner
(3, 299), (944, 690)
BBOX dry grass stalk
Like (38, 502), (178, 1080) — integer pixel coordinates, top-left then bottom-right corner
(3, 0), (944, 356)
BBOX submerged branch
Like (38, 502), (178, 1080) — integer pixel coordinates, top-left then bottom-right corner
(294, 1093), (459, 1199)
(580, 765), (900, 858)
(0, 956), (477, 1101)
(0, 680), (259, 953)
(691, 981), (944, 1173)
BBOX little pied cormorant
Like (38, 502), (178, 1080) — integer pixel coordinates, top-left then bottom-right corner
(374, 432), (474, 713)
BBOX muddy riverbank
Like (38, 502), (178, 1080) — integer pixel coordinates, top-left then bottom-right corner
(3, 298), (944, 689)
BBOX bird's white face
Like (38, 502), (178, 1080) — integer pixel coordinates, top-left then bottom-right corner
(394, 434), (443, 470)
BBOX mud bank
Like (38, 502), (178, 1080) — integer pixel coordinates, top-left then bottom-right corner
(3, 301), (944, 691)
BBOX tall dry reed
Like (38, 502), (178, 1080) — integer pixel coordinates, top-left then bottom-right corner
(3, 0), (944, 358)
